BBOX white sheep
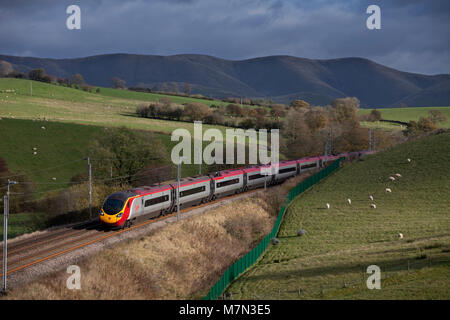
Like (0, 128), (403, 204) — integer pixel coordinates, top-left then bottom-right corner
(395, 173), (402, 178)
(347, 198), (351, 205)
(398, 233), (404, 240)
(370, 203), (377, 209)
(389, 176), (396, 181)
(385, 188), (392, 193)
(51, 177), (57, 181)
(369, 195), (374, 201)
(41, 126), (46, 130)
(407, 158), (411, 163)
(33, 147), (37, 151)
(326, 203), (330, 209)
(33, 151), (37, 155)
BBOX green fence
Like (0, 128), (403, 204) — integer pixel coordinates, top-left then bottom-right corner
(202, 157), (344, 300)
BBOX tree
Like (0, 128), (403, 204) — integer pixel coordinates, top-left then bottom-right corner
(429, 110), (447, 124)
(183, 102), (212, 121)
(28, 68), (46, 81)
(183, 82), (191, 95)
(417, 117), (437, 132)
(331, 97), (360, 124)
(111, 77), (126, 89)
(370, 109), (382, 121)
(88, 127), (167, 185)
(270, 104), (286, 118)
(0, 61), (13, 77)
(71, 73), (85, 86)
(226, 104), (244, 117)
(290, 99), (310, 109)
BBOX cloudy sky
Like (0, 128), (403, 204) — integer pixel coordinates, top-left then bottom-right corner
(0, 0), (449, 75)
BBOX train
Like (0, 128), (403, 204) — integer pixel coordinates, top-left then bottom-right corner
(99, 151), (372, 228)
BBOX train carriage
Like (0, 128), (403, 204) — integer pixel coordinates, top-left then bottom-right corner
(273, 160), (298, 183)
(212, 169), (244, 198)
(173, 176), (212, 208)
(243, 166), (272, 190)
(297, 157), (321, 172)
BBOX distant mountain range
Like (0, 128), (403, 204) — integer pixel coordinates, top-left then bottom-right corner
(1, 53), (449, 107)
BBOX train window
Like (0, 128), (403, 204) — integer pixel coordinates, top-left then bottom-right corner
(248, 173), (265, 180)
(278, 167), (296, 174)
(180, 186), (206, 197)
(145, 195), (169, 207)
(217, 178), (240, 188)
(301, 163), (317, 169)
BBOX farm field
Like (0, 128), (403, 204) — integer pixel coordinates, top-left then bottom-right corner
(0, 78), (229, 135)
(360, 106), (450, 128)
(226, 131), (450, 299)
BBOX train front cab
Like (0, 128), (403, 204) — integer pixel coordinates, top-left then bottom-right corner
(100, 191), (136, 228)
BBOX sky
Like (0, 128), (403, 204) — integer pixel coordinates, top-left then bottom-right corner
(0, 0), (449, 75)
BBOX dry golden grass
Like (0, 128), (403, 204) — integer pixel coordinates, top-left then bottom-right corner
(5, 174), (314, 300)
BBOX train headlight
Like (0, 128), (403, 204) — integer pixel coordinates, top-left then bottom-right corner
(117, 212), (123, 218)
(100, 211), (104, 216)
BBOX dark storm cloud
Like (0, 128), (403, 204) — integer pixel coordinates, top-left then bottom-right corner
(0, 0), (449, 74)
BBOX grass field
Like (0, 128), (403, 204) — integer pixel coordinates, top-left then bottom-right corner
(0, 78), (228, 135)
(226, 131), (450, 299)
(360, 107), (450, 128)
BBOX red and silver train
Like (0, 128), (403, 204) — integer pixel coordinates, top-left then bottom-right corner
(100, 151), (372, 228)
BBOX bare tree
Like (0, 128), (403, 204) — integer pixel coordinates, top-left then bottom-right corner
(111, 77), (126, 89)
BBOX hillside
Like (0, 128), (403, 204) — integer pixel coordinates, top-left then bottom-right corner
(226, 131), (450, 299)
(1, 54), (450, 107)
(0, 78), (228, 135)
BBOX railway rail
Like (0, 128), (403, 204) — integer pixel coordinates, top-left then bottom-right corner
(0, 188), (260, 281)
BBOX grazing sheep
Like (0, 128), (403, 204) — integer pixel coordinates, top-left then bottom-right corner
(33, 151), (37, 155)
(297, 229), (306, 236)
(370, 203), (377, 209)
(41, 126), (46, 130)
(369, 195), (374, 201)
(52, 177), (57, 181)
(326, 203), (330, 209)
(407, 158), (411, 163)
(33, 147), (37, 151)
(272, 238), (280, 245)
(385, 188), (392, 193)
(398, 233), (404, 240)
(389, 176), (396, 181)
(347, 198), (352, 205)
(395, 173), (402, 178)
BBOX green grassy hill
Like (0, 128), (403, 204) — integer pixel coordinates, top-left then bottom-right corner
(226, 131), (450, 299)
(360, 107), (450, 128)
(0, 78), (228, 135)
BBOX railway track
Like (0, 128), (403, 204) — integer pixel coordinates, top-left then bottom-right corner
(0, 188), (260, 280)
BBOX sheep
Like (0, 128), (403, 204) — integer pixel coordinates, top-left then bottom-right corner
(272, 238), (280, 245)
(33, 151), (37, 155)
(370, 203), (377, 209)
(297, 229), (306, 236)
(347, 198), (352, 205)
(398, 233), (404, 240)
(407, 158), (411, 163)
(41, 126), (46, 130)
(369, 195), (374, 201)
(326, 203), (330, 209)
(395, 173), (402, 178)
(389, 176), (396, 181)
(385, 188), (392, 193)
(51, 177), (57, 181)
(33, 147), (37, 151)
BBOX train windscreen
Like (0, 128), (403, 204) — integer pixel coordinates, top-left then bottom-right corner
(103, 197), (125, 215)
